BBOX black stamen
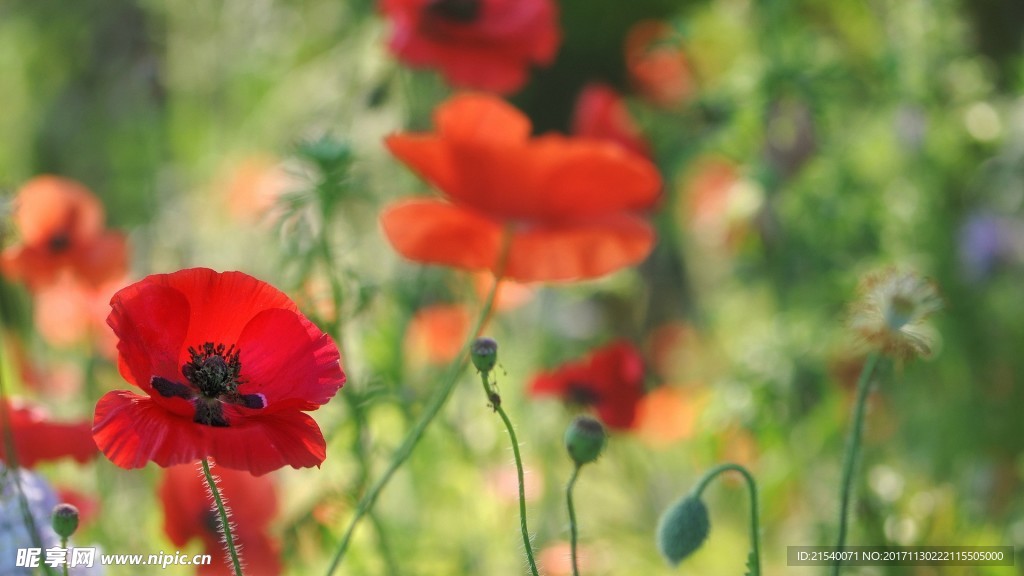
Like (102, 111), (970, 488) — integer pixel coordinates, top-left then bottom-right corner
(151, 376), (194, 399)
(194, 399), (230, 427)
(425, 0), (481, 23)
(566, 382), (601, 406)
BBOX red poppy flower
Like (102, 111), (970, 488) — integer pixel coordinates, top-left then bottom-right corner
(571, 83), (652, 159)
(379, 0), (560, 94)
(381, 94), (662, 283)
(0, 399), (97, 468)
(92, 268), (345, 476)
(625, 20), (695, 109)
(1, 176), (128, 291)
(160, 463), (281, 576)
(528, 341), (646, 430)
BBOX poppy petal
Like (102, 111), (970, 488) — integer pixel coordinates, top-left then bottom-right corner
(435, 94), (532, 145)
(505, 215), (655, 282)
(93, 391), (328, 476)
(123, 268), (301, 357)
(532, 136), (661, 217)
(108, 283), (191, 391)
(236, 308), (344, 410)
(380, 199), (503, 271)
(1, 401), (97, 468)
(385, 135), (457, 198)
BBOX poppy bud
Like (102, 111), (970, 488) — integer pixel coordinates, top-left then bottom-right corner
(656, 494), (710, 566)
(51, 503), (79, 539)
(564, 416), (606, 466)
(470, 337), (498, 373)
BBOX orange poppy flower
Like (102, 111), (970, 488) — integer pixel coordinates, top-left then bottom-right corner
(381, 94), (662, 282)
(1, 176), (127, 290)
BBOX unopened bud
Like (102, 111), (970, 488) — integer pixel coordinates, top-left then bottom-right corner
(564, 416), (606, 466)
(656, 494), (710, 566)
(51, 503), (79, 540)
(470, 337), (498, 373)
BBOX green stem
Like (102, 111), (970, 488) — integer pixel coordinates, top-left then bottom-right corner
(325, 232), (511, 576)
(60, 538), (69, 576)
(831, 352), (881, 576)
(477, 371), (540, 576)
(694, 463), (761, 576)
(200, 459), (243, 576)
(566, 464), (582, 576)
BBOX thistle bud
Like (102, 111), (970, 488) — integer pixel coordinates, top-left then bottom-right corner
(564, 416), (606, 466)
(470, 337), (498, 373)
(51, 503), (79, 540)
(656, 494), (710, 566)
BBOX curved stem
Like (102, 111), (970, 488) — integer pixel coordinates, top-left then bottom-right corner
(831, 352), (881, 576)
(200, 459), (243, 576)
(325, 232), (512, 576)
(694, 463), (761, 576)
(566, 464), (582, 576)
(477, 371), (540, 576)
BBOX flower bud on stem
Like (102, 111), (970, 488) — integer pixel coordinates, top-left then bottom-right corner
(563, 416), (607, 575)
(474, 338), (540, 576)
(656, 463), (761, 575)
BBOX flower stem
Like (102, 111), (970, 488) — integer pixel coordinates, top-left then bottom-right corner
(566, 464), (582, 576)
(694, 463), (761, 576)
(832, 352), (881, 576)
(477, 371), (540, 576)
(60, 537), (69, 576)
(325, 233), (512, 576)
(200, 459), (243, 576)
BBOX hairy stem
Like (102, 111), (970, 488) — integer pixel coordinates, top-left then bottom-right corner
(478, 371), (540, 576)
(200, 459), (243, 576)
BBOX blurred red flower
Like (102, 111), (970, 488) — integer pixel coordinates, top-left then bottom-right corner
(528, 341), (646, 430)
(571, 83), (652, 158)
(625, 20), (695, 108)
(379, 0), (560, 94)
(1, 176), (128, 291)
(0, 399), (97, 468)
(92, 268), (345, 476)
(381, 94), (662, 282)
(161, 463), (281, 576)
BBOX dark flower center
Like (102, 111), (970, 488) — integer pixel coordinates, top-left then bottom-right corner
(151, 341), (266, 428)
(184, 343), (242, 398)
(566, 382), (601, 406)
(47, 233), (71, 253)
(424, 0), (481, 23)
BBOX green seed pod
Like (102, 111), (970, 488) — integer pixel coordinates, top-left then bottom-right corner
(470, 337), (498, 373)
(564, 416), (606, 466)
(656, 494), (710, 566)
(51, 503), (80, 540)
